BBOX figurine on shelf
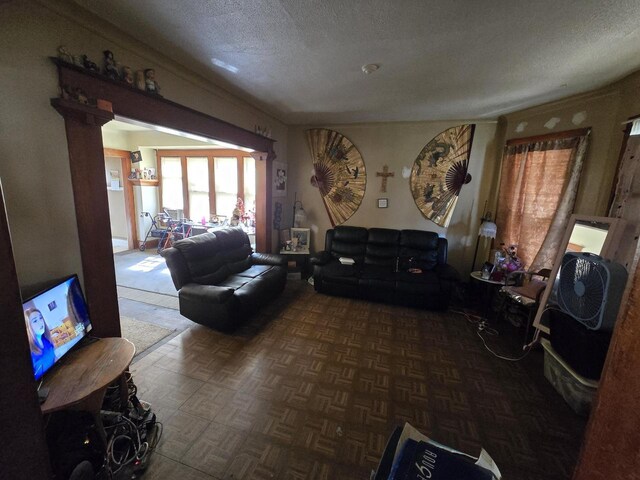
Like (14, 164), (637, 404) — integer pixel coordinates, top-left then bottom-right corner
(144, 68), (160, 94)
(57, 45), (73, 64)
(135, 70), (146, 91)
(74, 88), (88, 105)
(82, 55), (99, 72)
(121, 66), (134, 86)
(102, 50), (120, 80)
(60, 84), (72, 100)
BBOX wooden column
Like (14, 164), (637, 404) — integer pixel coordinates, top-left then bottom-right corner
(51, 98), (121, 338)
(0, 180), (52, 479)
(573, 251), (640, 479)
(253, 151), (273, 252)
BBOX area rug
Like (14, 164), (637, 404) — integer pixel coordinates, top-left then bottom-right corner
(120, 316), (175, 356)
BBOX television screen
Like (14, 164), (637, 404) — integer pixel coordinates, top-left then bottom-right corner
(22, 275), (92, 380)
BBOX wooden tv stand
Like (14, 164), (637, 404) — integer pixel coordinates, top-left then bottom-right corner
(40, 337), (135, 416)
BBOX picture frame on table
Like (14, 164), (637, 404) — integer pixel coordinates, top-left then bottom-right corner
(273, 161), (287, 197)
(290, 227), (310, 252)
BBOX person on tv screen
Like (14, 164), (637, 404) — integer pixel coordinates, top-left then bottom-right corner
(25, 308), (55, 378)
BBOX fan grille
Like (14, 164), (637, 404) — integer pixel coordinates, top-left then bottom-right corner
(559, 257), (606, 328)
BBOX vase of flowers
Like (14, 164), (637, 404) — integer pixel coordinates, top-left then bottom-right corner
(490, 243), (524, 281)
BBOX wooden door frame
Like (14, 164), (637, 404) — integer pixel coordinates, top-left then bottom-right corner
(51, 58), (275, 339)
(104, 147), (137, 250)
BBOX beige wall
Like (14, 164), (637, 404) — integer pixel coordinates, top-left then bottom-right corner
(105, 156), (127, 238)
(499, 90), (622, 216)
(0, 0), (286, 287)
(287, 121), (500, 276)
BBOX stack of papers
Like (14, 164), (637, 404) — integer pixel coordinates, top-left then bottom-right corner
(339, 257), (355, 265)
(378, 423), (502, 480)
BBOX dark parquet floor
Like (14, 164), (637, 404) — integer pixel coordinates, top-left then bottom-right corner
(131, 281), (586, 479)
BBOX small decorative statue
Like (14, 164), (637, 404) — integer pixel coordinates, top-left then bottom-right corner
(230, 197), (244, 227)
(57, 45), (73, 64)
(82, 55), (99, 72)
(102, 50), (120, 80)
(74, 88), (89, 105)
(121, 66), (134, 86)
(144, 68), (159, 94)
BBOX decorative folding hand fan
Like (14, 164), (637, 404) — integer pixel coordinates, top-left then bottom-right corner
(410, 124), (476, 227)
(306, 128), (366, 226)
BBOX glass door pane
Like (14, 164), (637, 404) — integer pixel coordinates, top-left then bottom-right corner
(187, 157), (209, 222)
(214, 157), (238, 218)
(160, 157), (183, 218)
(243, 156), (256, 217)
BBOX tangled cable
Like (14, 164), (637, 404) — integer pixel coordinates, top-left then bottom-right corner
(100, 371), (163, 478)
(450, 308), (534, 362)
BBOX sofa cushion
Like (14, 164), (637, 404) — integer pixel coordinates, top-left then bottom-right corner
(365, 228), (400, 267)
(217, 274), (251, 290)
(195, 265), (231, 286)
(319, 261), (360, 286)
(396, 270), (441, 295)
(361, 264), (395, 280)
(329, 226), (368, 263)
(399, 230), (440, 271)
(236, 265), (273, 279)
(225, 248), (253, 274)
(171, 233), (230, 284)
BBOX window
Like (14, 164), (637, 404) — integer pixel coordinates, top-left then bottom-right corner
(214, 157), (238, 217)
(187, 157), (209, 222)
(243, 156), (256, 215)
(160, 157), (183, 211)
(157, 150), (254, 222)
(496, 129), (590, 270)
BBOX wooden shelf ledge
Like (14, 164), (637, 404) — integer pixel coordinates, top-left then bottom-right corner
(128, 179), (158, 186)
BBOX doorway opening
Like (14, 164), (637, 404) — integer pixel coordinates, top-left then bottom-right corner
(101, 117), (258, 306)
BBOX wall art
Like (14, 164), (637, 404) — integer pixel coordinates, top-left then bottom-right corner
(306, 128), (366, 226)
(410, 124), (476, 227)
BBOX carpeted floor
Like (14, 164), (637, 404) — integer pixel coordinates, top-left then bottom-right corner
(130, 282), (586, 480)
(114, 250), (177, 297)
(120, 316), (176, 357)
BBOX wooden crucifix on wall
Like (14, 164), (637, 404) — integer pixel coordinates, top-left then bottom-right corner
(376, 165), (394, 192)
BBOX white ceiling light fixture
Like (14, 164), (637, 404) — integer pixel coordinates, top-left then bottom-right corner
(211, 58), (239, 74)
(361, 63), (380, 75)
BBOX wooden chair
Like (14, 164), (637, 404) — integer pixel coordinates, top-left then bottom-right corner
(497, 268), (552, 341)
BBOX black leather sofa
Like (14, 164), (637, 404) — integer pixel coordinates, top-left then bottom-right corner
(311, 226), (460, 310)
(161, 227), (287, 331)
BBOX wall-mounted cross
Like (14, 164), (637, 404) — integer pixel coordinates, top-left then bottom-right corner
(376, 165), (395, 192)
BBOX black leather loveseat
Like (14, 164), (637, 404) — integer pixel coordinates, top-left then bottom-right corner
(311, 226), (460, 310)
(161, 227), (287, 331)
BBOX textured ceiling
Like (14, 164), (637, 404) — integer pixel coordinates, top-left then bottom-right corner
(75, 0), (640, 124)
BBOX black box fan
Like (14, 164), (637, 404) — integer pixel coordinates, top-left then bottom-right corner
(558, 252), (628, 331)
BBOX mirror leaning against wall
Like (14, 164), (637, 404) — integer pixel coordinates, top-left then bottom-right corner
(531, 214), (627, 335)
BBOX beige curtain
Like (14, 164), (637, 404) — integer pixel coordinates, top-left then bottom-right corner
(496, 130), (590, 271)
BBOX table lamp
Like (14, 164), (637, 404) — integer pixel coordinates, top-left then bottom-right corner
(471, 212), (497, 272)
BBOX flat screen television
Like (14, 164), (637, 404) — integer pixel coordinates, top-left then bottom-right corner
(22, 274), (92, 380)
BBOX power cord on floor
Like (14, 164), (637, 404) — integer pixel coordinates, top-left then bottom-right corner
(450, 308), (534, 362)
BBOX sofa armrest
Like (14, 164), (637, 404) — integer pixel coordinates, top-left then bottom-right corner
(310, 251), (332, 266)
(433, 263), (461, 282)
(160, 247), (191, 290)
(179, 283), (235, 304)
(251, 252), (286, 267)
